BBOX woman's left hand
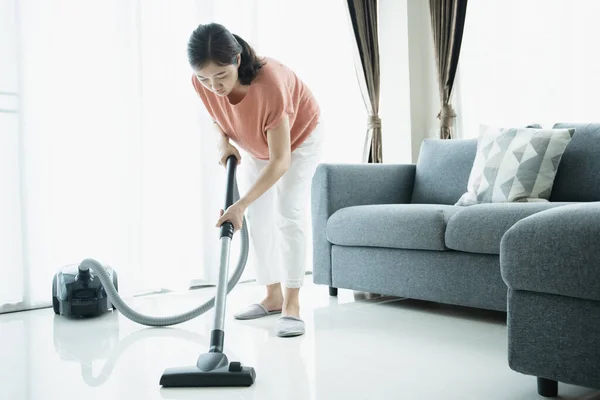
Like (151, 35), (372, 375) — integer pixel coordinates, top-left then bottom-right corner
(216, 201), (247, 233)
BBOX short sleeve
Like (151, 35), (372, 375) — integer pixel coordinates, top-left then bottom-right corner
(190, 74), (217, 121)
(191, 74), (203, 98)
(262, 78), (295, 132)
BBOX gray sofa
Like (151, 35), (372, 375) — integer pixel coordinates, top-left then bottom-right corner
(311, 123), (600, 397)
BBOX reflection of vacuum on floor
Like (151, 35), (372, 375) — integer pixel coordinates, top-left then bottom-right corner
(52, 313), (120, 387)
(52, 314), (210, 387)
(51, 156), (256, 387)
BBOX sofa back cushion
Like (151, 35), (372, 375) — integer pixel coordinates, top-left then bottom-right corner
(411, 138), (477, 204)
(550, 123), (600, 202)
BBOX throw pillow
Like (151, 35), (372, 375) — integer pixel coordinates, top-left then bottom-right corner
(455, 125), (574, 206)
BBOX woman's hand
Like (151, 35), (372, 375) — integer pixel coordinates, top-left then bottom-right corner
(218, 139), (242, 167)
(212, 121), (241, 167)
(216, 201), (247, 232)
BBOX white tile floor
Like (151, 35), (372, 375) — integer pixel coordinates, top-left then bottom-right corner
(1, 276), (599, 400)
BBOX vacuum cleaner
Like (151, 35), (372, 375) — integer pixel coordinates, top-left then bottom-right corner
(51, 155), (255, 387)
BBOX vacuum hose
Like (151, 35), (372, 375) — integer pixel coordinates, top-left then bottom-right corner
(79, 168), (249, 327)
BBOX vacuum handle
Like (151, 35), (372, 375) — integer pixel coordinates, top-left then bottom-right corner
(224, 155), (238, 210)
(220, 155), (238, 239)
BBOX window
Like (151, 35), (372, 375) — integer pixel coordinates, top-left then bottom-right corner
(458, 0), (600, 137)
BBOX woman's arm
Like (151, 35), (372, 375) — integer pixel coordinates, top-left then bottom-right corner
(212, 120), (243, 166)
(212, 120), (228, 144)
(215, 115), (291, 231)
(238, 115), (291, 208)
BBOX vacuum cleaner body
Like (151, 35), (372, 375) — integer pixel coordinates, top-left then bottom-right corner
(52, 263), (118, 318)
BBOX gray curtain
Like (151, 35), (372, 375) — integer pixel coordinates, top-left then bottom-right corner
(346, 0), (382, 163)
(429, 0), (468, 139)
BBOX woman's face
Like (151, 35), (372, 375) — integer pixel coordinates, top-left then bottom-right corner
(194, 55), (240, 97)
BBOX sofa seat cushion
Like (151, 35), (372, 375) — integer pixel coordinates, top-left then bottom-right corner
(445, 202), (577, 255)
(326, 204), (461, 251)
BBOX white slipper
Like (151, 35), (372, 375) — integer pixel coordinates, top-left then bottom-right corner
(276, 315), (305, 337)
(234, 303), (282, 320)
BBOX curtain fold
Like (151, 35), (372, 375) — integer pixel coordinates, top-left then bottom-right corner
(346, 0), (382, 163)
(429, 0), (468, 139)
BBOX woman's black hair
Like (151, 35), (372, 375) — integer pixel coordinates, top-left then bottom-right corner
(187, 22), (265, 85)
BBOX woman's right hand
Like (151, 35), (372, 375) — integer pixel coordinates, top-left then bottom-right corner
(218, 139), (242, 167)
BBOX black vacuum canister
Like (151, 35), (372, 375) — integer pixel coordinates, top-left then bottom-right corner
(52, 262), (118, 317)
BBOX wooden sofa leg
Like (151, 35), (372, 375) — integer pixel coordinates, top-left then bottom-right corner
(537, 377), (558, 397)
(329, 286), (338, 297)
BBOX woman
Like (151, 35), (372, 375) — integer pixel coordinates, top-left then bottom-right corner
(187, 23), (323, 337)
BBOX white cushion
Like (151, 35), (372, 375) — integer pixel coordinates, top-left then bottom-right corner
(456, 125), (574, 206)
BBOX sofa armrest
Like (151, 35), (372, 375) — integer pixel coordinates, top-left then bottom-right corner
(311, 163), (416, 286)
(500, 202), (600, 302)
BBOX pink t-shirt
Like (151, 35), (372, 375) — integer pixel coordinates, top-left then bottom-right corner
(191, 57), (320, 160)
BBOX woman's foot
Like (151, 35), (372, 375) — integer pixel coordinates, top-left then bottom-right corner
(282, 302), (300, 317)
(276, 315), (305, 337)
(277, 287), (304, 337)
(233, 283), (283, 320)
(260, 296), (283, 312)
(260, 282), (284, 312)
(282, 287), (301, 317)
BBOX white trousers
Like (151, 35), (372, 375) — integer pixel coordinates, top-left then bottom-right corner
(237, 121), (324, 288)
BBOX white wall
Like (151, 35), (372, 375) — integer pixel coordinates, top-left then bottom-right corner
(379, 0), (412, 164)
(406, 0), (440, 162)
(379, 0), (440, 164)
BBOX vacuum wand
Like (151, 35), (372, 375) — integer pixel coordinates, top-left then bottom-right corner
(160, 155), (256, 387)
(211, 154), (238, 353)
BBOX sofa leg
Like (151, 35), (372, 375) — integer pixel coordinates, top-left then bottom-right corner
(537, 377), (558, 397)
(329, 286), (338, 297)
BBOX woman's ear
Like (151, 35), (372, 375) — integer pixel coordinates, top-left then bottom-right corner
(236, 53), (241, 66)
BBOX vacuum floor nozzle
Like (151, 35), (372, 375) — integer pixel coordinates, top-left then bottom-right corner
(159, 365), (256, 387)
(160, 351), (256, 388)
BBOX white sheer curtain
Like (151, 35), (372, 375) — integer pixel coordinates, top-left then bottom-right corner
(1, 0), (364, 313)
(457, 0), (600, 138)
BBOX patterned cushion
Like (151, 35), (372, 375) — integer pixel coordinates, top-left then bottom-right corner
(455, 125), (574, 206)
